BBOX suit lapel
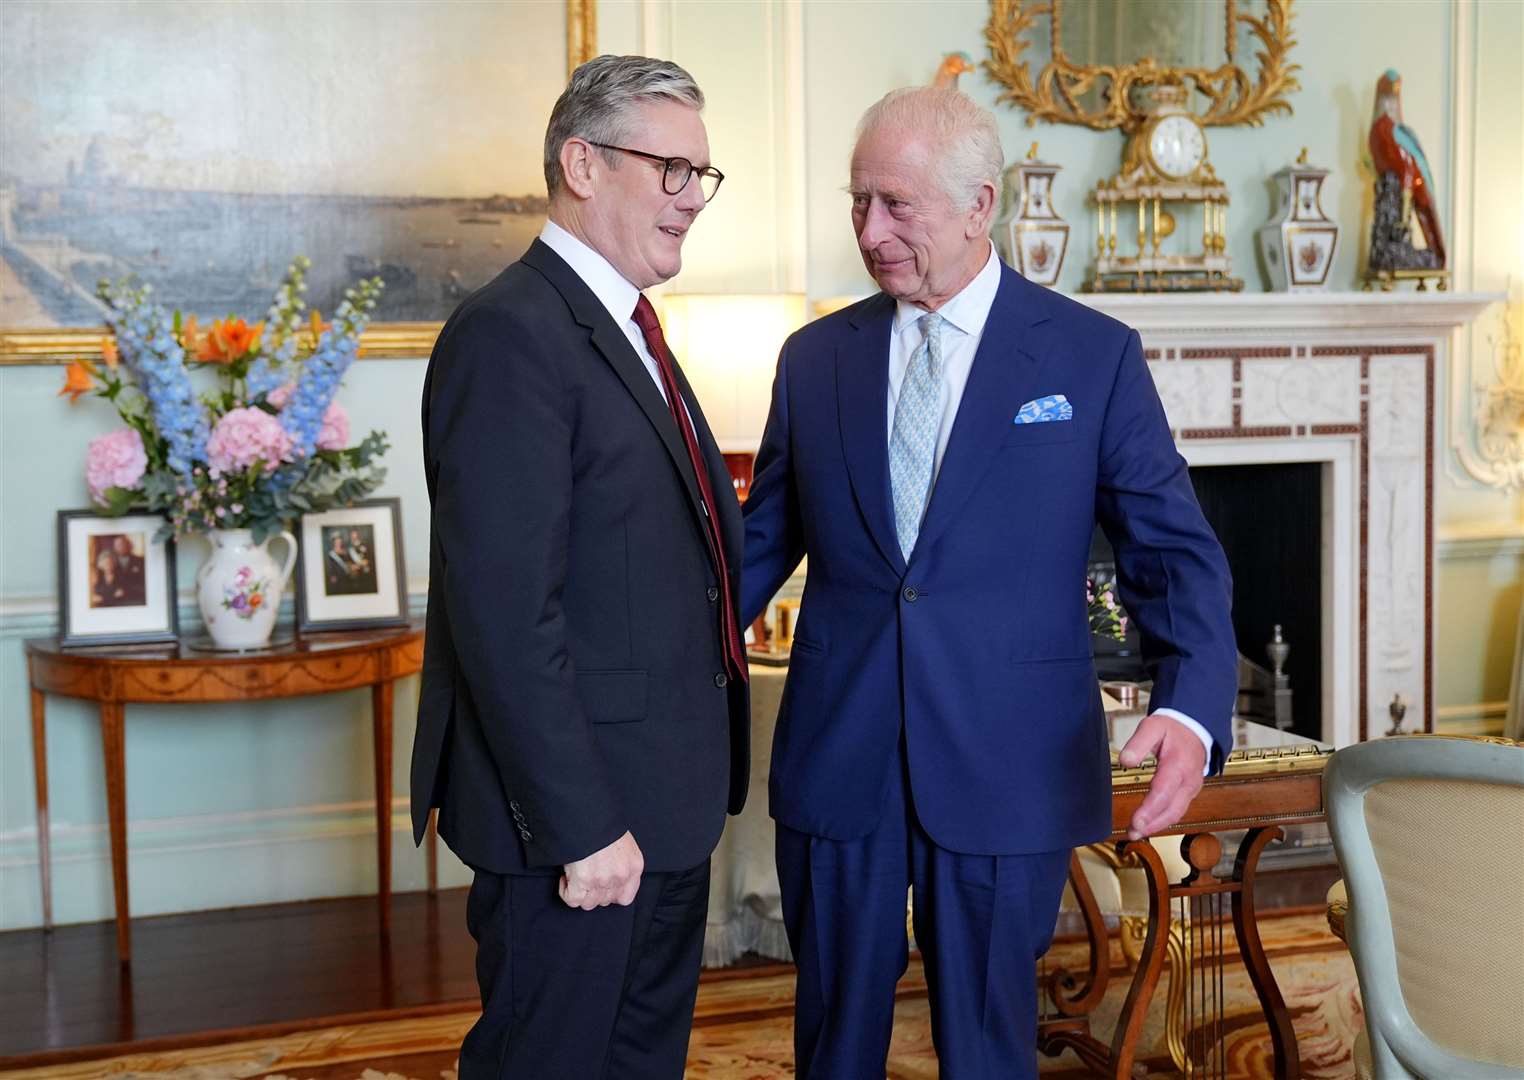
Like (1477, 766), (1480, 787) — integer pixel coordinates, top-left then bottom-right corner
(522, 241), (707, 526)
(837, 295), (906, 576)
(912, 266), (1057, 561)
(670, 359), (743, 565)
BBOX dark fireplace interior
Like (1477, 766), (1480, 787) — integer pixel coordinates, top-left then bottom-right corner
(1090, 462), (1323, 741)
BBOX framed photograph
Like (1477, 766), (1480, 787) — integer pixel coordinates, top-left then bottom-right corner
(295, 498), (408, 633)
(0, 0), (595, 364)
(56, 510), (178, 647)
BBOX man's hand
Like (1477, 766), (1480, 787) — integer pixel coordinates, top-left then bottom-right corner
(559, 831), (644, 911)
(1118, 713), (1207, 841)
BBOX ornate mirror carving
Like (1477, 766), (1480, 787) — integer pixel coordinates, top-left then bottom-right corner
(984, 0), (1300, 132)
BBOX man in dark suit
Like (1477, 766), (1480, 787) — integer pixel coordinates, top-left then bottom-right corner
(740, 86), (1237, 1078)
(410, 55), (748, 1079)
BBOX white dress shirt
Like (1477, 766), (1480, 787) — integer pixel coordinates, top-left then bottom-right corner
(538, 219), (669, 405)
(885, 241), (1216, 768)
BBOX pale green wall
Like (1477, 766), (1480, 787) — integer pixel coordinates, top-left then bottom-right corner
(622, 0), (1523, 727)
(2, 0), (1519, 930)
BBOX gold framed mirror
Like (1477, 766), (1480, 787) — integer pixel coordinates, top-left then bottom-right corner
(984, 0), (1299, 132)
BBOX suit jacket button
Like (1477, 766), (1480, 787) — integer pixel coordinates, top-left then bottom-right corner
(714, 672), (729, 688)
(902, 586), (919, 602)
(707, 586), (720, 602)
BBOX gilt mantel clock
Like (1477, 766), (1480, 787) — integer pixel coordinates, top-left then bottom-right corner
(1091, 84), (1239, 292)
(984, 0), (1301, 293)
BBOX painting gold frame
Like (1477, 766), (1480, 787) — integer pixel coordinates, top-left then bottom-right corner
(984, 0), (1300, 134)
(0, 1), (596, 368)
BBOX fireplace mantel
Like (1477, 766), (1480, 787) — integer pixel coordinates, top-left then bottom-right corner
(1078, 290), (1500, 337)
(1073, 290), (1500, 747)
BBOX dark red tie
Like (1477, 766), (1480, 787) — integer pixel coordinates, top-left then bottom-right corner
(632, 294), (748, 684)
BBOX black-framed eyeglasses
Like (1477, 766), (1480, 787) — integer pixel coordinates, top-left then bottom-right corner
(588, 142), (725, 202)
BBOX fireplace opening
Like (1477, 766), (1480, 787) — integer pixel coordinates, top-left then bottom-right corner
(1090, 462), (1323, 741)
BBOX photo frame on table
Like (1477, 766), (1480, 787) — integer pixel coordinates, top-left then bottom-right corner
(56, 509), (178, 647)
(295, 498), (408, 633)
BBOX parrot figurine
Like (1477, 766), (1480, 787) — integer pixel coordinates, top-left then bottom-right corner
(932, 51), (974, 90)
(1368, 68), (1446, 266)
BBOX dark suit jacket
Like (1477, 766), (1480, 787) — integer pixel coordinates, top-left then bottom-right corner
(411, 239), (749, 876)
(740, 262), (1237, 855)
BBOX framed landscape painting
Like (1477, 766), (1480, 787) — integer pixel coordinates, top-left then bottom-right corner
(0, 0), (595, 364)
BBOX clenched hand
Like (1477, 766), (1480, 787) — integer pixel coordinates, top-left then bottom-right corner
(560, 831), (644, 910)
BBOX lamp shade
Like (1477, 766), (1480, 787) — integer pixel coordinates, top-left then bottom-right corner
(658, 293), (806, 452)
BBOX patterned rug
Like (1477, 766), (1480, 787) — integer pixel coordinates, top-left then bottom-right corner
(0, 911), (1359, 1080)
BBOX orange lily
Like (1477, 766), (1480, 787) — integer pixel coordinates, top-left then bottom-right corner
(180, 316), (200, 355)
(59, 360), (99, 402)
(100, 336), (119, 369)
(198, 317), (265, 363)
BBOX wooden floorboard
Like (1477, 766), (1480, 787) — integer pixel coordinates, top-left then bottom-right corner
(0, 862), (1339, 1067)
(0, 888), (479, 1065)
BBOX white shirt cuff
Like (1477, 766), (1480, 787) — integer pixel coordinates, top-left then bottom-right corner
(1152, 707), (1215, 776)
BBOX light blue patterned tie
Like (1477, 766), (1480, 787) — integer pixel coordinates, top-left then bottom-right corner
(889, 312), (944, 561)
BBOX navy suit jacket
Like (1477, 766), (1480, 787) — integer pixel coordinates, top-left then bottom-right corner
(740, 262), (1237, 855)
(412, 240), (749, 876)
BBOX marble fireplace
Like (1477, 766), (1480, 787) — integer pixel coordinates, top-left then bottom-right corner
(1080, 292), (1496, 747)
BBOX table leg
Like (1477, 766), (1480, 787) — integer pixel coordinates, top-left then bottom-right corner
(1105, 839), (1171, 1079)
(1232, 825), (1300, 1080)
(426, 807), (439, 895)
(372, 679), (395, 935)
(100, 701), (131, 965)
(1048, 850), (1110, 1016)
(30, 687), (53, 930)
(1038, 840), (1171, 1078)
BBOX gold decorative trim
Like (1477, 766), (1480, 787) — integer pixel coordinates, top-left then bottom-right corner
(984, 0), (1300, 133)
(567, 0), (598, 78)
(0, 324), (439, 366)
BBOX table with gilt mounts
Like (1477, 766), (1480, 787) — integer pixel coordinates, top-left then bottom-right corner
(25, 619), (424, 964)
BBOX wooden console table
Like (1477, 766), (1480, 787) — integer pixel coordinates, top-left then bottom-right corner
(25, 620), (424, 964)
(1040, 715), (1332, 1080)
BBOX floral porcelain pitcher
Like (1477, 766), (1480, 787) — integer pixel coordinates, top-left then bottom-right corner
(197, 528), (297, 649)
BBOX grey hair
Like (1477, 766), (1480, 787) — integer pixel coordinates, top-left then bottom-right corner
(544, 54), (705, 198)
(855, 86), (1003, 211)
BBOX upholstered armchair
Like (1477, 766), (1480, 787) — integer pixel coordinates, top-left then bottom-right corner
(1324, 734), (1524, 1079)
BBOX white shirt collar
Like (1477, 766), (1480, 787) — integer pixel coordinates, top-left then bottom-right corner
(892, 241), (1001, 339)
(538, 218), (642, 328)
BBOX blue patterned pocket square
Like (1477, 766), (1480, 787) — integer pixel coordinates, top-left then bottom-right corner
(1014, 394), (1073, 424)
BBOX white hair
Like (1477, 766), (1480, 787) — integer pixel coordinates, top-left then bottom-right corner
(544, 55), (704, 197)
(855, 86), (1003, 211)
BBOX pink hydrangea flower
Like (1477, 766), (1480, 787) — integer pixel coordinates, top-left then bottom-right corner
(316, 401), (350, 451)
(85, 428), (148, 505)
(267, 383), (296, 409)
(206, 406), (292, 474)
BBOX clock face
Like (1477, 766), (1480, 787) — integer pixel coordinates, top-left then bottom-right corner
(1148, 114), (1206, 178)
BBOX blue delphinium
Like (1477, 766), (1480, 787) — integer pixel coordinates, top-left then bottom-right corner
(100, 282), (208, 475)
(249, 257), (312, 399)
(279, 279), (383, 460)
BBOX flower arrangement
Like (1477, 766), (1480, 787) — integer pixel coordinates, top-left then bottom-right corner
(1087, 576), (1128, 642)
(61, 258), (388, 542)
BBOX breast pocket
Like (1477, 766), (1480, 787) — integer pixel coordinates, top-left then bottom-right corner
(1003, 419), (1083, 447)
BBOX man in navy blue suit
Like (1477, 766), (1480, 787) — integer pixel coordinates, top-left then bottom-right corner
(740, 86), (1238, 1078)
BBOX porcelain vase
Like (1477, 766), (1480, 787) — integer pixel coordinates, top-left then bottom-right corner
(196, 527), (297, 649)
